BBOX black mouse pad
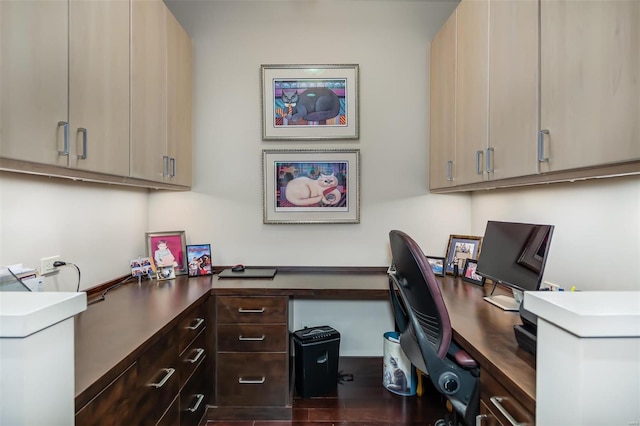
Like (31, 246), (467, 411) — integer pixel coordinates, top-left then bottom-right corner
(217, 268), (277, 279)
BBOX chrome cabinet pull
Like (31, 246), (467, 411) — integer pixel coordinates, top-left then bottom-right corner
(538, 129), (550, 162)
(186, 394), (205, 412)
(238, 334), (265, 341)
(77, 128), (87, 159)
(147, 368), (175, 388)
(186, 317), (204, 330)
(490, 396), (525, 426)
(238, 308), (265, 313)
(446, 160), (454, 181)
(185, 348), (205, 364)
(486, 147), (494, 174)
(58, 121), (69, 156)
(170, 157), (176, 177)
(238, 376), (266, 384)
(163, 155), (170, 176)
(475, 414), (488, 426)
(476, 150), (484, 174)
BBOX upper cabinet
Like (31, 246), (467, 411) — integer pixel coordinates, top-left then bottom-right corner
(430, 0), (640, 192)
(1, 0), (192, 190)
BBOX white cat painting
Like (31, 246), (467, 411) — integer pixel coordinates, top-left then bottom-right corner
(285, 173), (342, 206)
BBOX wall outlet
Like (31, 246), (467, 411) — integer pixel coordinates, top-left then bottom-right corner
(40, 255), (60, 275)
(541, 281), (562, 291)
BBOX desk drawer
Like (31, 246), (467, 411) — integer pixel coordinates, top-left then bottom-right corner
(480, 369), (534, 425)
(180, 328), (207, 388)
(217, 352), (288, 406)
(217, 324), (287, 352)
(178, 301), (208, 354)
(217, 296), (287, 324)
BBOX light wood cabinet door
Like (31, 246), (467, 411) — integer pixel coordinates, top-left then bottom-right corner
(540, 0), (640, 172)
(455, 0), (489, 185)
(130, 0), (167, 183)
(488, 0), (539, 180)
(166, 10), (192, 187)
(429, 10), (456, 190)
(69, 0), (130, 175)
(0, 0), (68, 167)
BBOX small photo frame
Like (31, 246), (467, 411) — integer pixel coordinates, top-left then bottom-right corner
(156, 265), (176, 281)
(426, 256), (445, 277)
(146, 231), (187, 275)
(262, 149), (360, 224)
(261, 64), (359, 140)
(445, 234), (483, 275)
(186, 244), (213, 277)
(130, 257), (156, 279)
(462, 259), (485, 286)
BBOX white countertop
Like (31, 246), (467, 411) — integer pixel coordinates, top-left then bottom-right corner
(523, 291), (640, 337)
(0, 292), (87, 337)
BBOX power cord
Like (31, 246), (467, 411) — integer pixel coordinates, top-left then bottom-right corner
(53, 261), (81, 292)
(88, 275), (138, 306)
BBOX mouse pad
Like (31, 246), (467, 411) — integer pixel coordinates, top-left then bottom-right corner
(217, 268), (277, 279)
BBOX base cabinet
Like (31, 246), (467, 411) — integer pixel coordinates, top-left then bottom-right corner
(478, 368), (534, 426)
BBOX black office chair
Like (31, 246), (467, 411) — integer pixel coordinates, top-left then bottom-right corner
(387, 230), (479, 426)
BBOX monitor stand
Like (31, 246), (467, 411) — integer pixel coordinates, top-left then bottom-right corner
(483, 294), (520, 311)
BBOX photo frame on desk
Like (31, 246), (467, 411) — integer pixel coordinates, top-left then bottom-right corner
(146, 231), (187, 275)
(462, 259), (485, 286)
(186, 244), (213, 277)
(426, 256), (445, 277)
(445, 234), (482, 275)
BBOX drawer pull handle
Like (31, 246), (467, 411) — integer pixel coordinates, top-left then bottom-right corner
(475, 414), (488, 425)
(238, 334), (266, 341)
(187, 317), (205, 330)
(238, 376), (266, 384)
(186, 348), (205, 364)
(186, 394), (205, 412)
(490, 396), (525, 426)
(238, 308), (265, 313)
(148, 368), (175, 388)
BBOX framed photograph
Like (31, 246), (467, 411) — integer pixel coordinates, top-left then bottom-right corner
(262, 149), (360, 224)
(445, 234), (483, 275)
(130, 257), (156, 279)
(261, 64), (359, 140)
(426, 256), (445, 277)
(462, 259), (485, 286)
(157, 265), (176, 281)
(146, 231), (187, 275)
(186, 244), (213, 277)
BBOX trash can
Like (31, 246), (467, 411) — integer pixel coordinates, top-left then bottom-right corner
(383, 331), (417, 396)
(292, 325), (341, 398)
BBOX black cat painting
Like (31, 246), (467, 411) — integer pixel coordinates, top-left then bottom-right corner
(281, 87), (341, 123)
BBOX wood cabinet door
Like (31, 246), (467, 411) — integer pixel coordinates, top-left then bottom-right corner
(429, 10), (456, 190)
(488, 0), (539, 180)
(0, 0), (68, 167)
(455, 0), (489, 185)
(540, 0), (640, 172)
(68, 0), (130, 175)
(166, 10), (192, 187)
(130, 0), (167, 183)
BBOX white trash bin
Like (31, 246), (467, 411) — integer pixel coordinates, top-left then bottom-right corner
(382, 331), (416, 396)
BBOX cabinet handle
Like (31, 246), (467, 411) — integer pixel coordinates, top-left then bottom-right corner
(147, 368), (175, 388)
(538, 129), (550, 162)
(170, 157), (176, 177)
(186, 317), (204, 330)
(58, 121), (69, 156)
(238, 334), (266, 341)
(238, 376), (266, 384)
(475, 150), (484, 174)
(446, 160), (454, 181)
(186, 348), (205, 364)
(163, 155), (170, 177)
(238, 308), (265, 313)
(486, 147), (494, 174)
(490, 396), (525, 426)
(475, 414), (489, 426)
(185, 394), (205, 413)
(77, 128), (87, 159)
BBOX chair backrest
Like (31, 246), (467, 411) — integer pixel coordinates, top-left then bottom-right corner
(389, 229), (452, 359)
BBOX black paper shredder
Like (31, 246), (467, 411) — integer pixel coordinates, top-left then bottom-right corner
(292, 325), (341, 398)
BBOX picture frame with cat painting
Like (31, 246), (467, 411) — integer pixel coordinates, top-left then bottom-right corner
(261, 64), (359, 140)
(262, 149), (360, 224)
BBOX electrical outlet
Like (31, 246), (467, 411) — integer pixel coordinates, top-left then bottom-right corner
(40, 255), (60, 275)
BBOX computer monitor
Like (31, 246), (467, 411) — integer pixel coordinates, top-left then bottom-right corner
(476, 221), (554, 311)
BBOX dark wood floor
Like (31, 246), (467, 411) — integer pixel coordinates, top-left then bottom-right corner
(205, 357), (450, 426)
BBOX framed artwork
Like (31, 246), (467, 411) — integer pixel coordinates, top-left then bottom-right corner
(157, 265), (176, 281)
(146, 231), (187, 275)
(445, 234), (483, 275)
(186, 244), (213, 277)
(462, 259), (485, 286)
(426, 256), (445, 277)
(261, 64), (359, 140)
(262, 149), (360, 224)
